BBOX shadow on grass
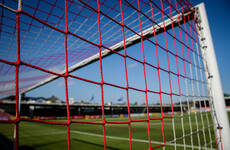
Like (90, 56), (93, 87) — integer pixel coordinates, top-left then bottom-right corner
(0, 134), (34, 150)
(72, 138), (123, 150)
(32, 139), (67, 149)
(0, 134), (124, 150)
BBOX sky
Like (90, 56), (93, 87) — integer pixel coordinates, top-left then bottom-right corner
(26, 0), (230, 104)
(1, 0), (230, 105)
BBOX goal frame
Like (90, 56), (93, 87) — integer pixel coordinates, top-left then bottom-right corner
(195, 3), (230, 150)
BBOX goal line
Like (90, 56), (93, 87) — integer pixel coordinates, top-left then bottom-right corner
(7, 129), (215, 150)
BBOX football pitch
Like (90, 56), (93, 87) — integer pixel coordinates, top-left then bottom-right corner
(1, 112), (229, 150)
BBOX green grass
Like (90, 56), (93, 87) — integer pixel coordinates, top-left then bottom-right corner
(1, 112), (229, 150)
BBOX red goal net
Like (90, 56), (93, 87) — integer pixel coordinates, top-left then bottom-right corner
(0, 0), (223, 149)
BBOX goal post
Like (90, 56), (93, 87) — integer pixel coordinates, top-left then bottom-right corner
(10, 5), (195, 95)
(195, 3), (230, 150)
(0, 0), (229, 150)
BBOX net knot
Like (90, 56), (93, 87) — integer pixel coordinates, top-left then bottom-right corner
(67, 120), (71, 125)
(15, 117), (21, 124)
(64, 72), (69, 78)
(15, 60), (21, 66)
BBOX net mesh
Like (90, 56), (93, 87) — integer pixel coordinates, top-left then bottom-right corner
(0, 0), (222, 149)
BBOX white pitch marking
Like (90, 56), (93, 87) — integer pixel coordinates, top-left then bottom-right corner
(7, 130), (215, 150)
(71, 130), (215, 150)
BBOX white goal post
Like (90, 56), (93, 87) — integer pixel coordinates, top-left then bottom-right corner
(19, 7), (194, 94)
(195, 3), (230, 150)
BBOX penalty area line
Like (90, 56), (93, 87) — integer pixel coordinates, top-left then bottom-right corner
(7, 130), (214, 150)
(71, 130), (212, 149)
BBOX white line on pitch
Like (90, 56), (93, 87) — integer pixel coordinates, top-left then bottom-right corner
(71, 130), (214, 149)
(7, 130), (215, 150)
